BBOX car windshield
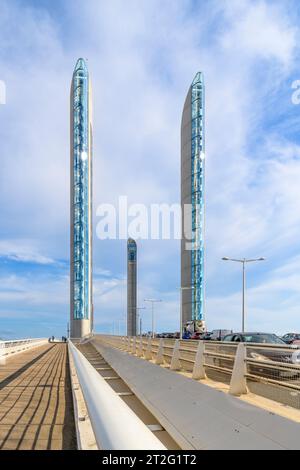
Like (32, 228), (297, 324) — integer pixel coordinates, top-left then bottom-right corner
(223, 335), (234, 342)
(241, 334), (285, 344)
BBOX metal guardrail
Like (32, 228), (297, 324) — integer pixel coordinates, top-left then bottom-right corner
(97, 335), (300, 409)
(68, 341), (166, 450)
(0, 338), (48, 358)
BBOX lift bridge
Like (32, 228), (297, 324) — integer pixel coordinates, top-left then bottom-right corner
(1, 335), (300, 450)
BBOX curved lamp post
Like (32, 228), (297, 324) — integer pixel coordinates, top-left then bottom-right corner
(144, 299), (162, 339)
(222, 257), (265, 333)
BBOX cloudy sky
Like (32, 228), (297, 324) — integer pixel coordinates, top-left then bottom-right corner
(1, 0), (300, 338)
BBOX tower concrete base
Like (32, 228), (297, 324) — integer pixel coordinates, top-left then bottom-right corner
(71, 319), (91, 339)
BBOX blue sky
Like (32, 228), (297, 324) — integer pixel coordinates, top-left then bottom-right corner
(1, 0), (300, 338)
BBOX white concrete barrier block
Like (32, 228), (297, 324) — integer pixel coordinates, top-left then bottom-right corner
(229, 343), (248, 396)
(192, 341), (206, 380)
(131, 337), (137, 355)
(156, 339), (164, 365)
(170, 340), (181, 371)
(137, 338), (143, 357)
(145, 337), (152, 360)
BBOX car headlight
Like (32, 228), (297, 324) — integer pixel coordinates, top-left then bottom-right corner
(292, 350), (300, 364)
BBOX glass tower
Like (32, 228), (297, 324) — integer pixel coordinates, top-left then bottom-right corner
(127, 238), (137, 337)
(181, 72), (205, 329)
(70, 58), (93, 338)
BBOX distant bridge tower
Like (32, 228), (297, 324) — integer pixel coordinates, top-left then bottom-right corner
(70, 58), (93, 339)
(127, 238), (137, 336)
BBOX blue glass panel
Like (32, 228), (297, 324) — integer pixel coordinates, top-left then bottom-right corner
(71, 60), (91, 321)
(128, 240), (137, 262)
(190, 73), (205, 321)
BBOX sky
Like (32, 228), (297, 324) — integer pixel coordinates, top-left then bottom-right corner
(1, 0), (300, 338)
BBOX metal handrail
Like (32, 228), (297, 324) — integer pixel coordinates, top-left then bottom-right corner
(98, 335), (300, 395)
(0, 338), (46, 346)
(246, 358), (300, 371)
(68, 341), (166, 450)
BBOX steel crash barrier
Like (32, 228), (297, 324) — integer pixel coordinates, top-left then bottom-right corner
(96, 335), (300, 409)
(0, 338), (48, 361)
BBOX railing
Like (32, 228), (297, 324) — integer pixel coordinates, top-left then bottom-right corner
(0, 338), (48, 359)
(68, 341), (166, 450)
(97, 335), (300, 410)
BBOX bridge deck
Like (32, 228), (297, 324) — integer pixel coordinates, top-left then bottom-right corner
(0, 343), (76, 450)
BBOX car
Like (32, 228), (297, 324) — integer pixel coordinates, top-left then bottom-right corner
(190, 331), (213, 340)
(222, 332), (300, 381)
(222, 332), (286, 344)
(201, 332), (213, 340)
(191, 331), (202, 340)
(281, 333), (300, 345)
(210, 329), (233, 341)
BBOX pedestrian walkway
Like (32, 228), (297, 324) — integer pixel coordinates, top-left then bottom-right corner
(0, 343), (76, 450)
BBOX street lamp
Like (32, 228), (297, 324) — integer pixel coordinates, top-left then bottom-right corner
(135, 307), (146, 336)
(117, 316), (126, 336)
(178, 286), (195, 339)
(222, 257), (265, 333)
(144, 299), (162, 338)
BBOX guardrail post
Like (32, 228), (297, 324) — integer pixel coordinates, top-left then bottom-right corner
(137, 337), (143, 357)
(126, 337), (131, 352)
(229, 343), (248, 396)
(131, 337), (137, 355)
(170, 340), (181, 371)
(156, 339), (164, 365)
(121, 336), (126, 350)
(192, 341), (206, 380)
(145, 337), (152, 360)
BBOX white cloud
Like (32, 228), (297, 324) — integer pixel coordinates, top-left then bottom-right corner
(0, 239), (55, 264)
(0, 273), (68, 306)
(221, 0), (296, 67)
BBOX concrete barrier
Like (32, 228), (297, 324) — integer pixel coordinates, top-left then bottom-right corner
(68, 341), (166, 450)
(68, 343), (98, 450)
